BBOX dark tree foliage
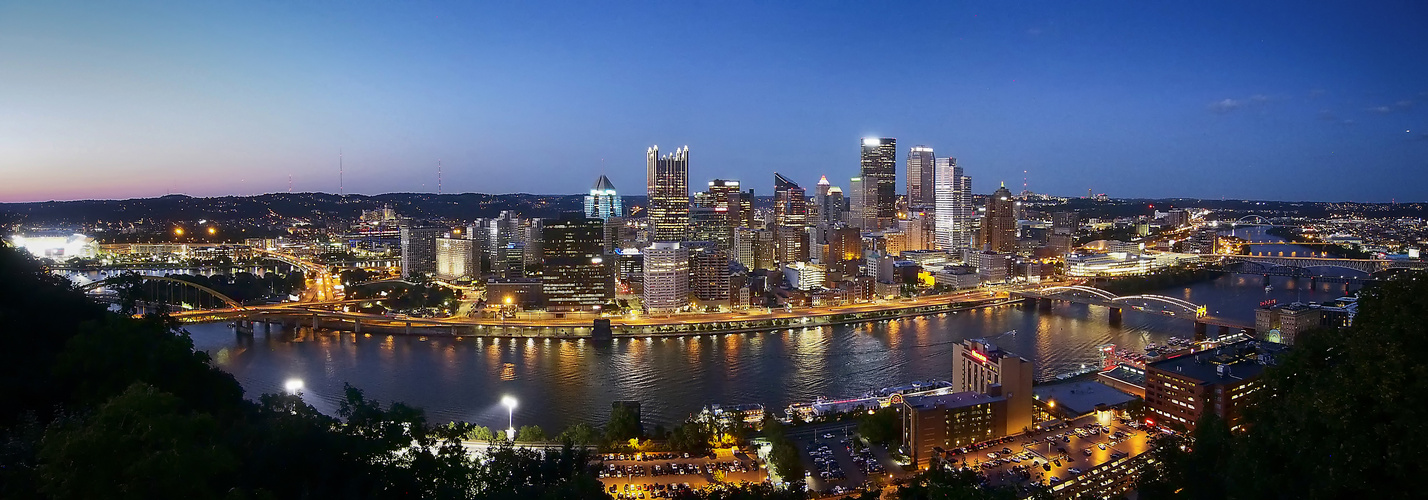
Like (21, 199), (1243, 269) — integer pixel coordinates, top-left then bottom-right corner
(857, 407), (901, 447)
(1139, 273), (1428, 499)
(0, 243), (606, 499)
(604, 402), (642, 443)
(894, 468), (1026, 500)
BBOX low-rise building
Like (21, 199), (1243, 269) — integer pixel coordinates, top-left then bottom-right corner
(1144, 340), (1286, 432)
(1254, 302), (1321, 346)
(899, 391), (1004, 468)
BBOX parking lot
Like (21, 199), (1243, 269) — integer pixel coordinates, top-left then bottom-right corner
(597, 449), (767, 499)
(784, 423), (899, 496)
(944, 415), (1154, 489)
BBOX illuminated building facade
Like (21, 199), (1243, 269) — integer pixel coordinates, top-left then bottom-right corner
(934, 157), (972, 252)
(982, 184), (1016, 253)
(584, 174), (624, 220)
(1144, 340), (1284, 432)
(951, 338), (1034, 435)
(900, 391), (1003, 468)
(435, 236), (477, 280)
(399, 224), (443, 278)
(646, 145), (690, 242)
(906, 145), (935, 209)
(859, 137), (897, 230)
(642, 242), (689, 314)
(541, 212), (612, 311)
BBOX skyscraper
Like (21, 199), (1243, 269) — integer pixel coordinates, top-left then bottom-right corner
(399, 224), (443, 278)
(934, 157), (973, 252)
(642, 242), (689, 314)
(982, 184), (1017, 253)
(773, 173), (809, 263)
(824, 186), (844, 226)
(907, 145), (935, 209)
(860, 137), (897, 230)
(584, 174), (623, 220)
(541, 212), (612, 311)
(435, 236), (477, 280)
(813, 175), (831, 225)
(646, 145), (689, 242)
(848, 176), (868, 229)
(772, 173), (807, 228)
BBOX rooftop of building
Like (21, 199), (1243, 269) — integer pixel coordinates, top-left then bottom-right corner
(1147, 340), (1287, 384)
(1033, 381), (1139, 417)
(903, 391), (1003, 411)
(1099, 365), (1146, 388)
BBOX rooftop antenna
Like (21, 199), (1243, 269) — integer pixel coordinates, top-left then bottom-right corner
(339, 149), (345, 197)
(288, 174), (293, 193)
(1022, 170), (1028, 194)
(438, 159), (443, 195)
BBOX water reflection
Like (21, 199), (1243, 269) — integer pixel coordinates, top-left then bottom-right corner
(188, 253), (1360, 432)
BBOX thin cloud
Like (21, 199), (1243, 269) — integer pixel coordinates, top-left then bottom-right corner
(1317, 110), (1337, 121)
(1368, 106), (1393, 114)
(1209, 99), (1243, 114)
(1396, 100), (1414, 109)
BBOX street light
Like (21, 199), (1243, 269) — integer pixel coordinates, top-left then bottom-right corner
(502, 396), (518, 441)
(284, 378), (304, 395)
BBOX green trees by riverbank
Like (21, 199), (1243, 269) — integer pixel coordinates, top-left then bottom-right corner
(1136, 273), (1428, 498)
(1096, 266), (1223, 295)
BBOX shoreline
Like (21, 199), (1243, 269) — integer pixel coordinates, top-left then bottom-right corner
(218, 296), (1024, 339)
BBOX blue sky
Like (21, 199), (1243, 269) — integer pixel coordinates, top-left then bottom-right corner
(1, 1), (1425, 202)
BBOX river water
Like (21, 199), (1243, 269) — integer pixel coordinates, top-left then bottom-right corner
(185, 227), (1362, 432)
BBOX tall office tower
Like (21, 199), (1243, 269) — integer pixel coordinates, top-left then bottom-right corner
(646, 145), (690, 242)
(707, 179), (741, 228)
(584, 175), (624, 220)
(541, 212), (612, 311)
(732, 227), (757, 269)
(465, 221), (490, 274)
(737, 188), (755, 228)
(642, 242), (689, 314)
(689, 204), (732, 250)
(488, 211), (523, 276)
(859, 137), (897, 230)
(934, 157), (973, 252)
(824, 186), (845, 226)
(399, 224), (443, 278)
(906, 145), (935, 210)
(1052, 211), (1080, 236)
(522, 219), (543, 268)
(772, 173), (807, 227)
(902, 215), (935, 251)
(498, 242), (525, 278)
(951, 338), (1034, 439)
(773, 173), (808, 264)
(813, 176), (831, 224)
(689, 245), (730, 305)
(435, 236), (477, 280)
(752, 229), (776, 270)
(982, 184), (1017, 253)
(848, 177), (868, 229)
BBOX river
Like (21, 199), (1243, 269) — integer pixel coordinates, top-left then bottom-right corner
(185, 227), (1363, 432)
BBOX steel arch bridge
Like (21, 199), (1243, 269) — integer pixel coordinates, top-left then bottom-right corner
(1035, 286), (1206, 318)
(1233, 215), (1274, 226)
(79, 275), (245, 310)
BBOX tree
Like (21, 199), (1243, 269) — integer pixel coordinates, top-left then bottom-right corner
(857, 407), (901, 447)
(516, 425), (546, 442)
(557, 423), (599, 447)
(37, 383), (237, 500)
(605, 404), (641, 444)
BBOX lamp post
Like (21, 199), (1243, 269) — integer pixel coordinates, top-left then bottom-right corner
(502, 396), (518, 441)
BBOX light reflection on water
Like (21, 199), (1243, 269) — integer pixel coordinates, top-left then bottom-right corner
(188, 228), (1363, 431)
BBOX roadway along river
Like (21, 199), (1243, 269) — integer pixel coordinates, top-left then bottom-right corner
(188, 234), (1360, 432)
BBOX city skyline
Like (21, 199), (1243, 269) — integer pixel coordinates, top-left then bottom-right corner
(3, 1), (1427, 203)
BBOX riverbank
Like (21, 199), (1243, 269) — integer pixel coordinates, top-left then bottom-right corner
(225, 296), (1023, 339)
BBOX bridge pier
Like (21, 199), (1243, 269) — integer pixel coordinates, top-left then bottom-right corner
(1038, 297), (1053, 311)
(354, 318), (362, 333)
(405, 321), (412, 335)
(1194, 321), (1207, 341)
(312, 313), (319, 331)
(1022, 297), (1038, 307)
(1108, 307), (1122, 325)
(235, 320), (253, 336)
(263, 321), (272, 335)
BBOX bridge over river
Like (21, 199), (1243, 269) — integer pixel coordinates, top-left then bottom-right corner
(1013, 285), (1253, 339)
